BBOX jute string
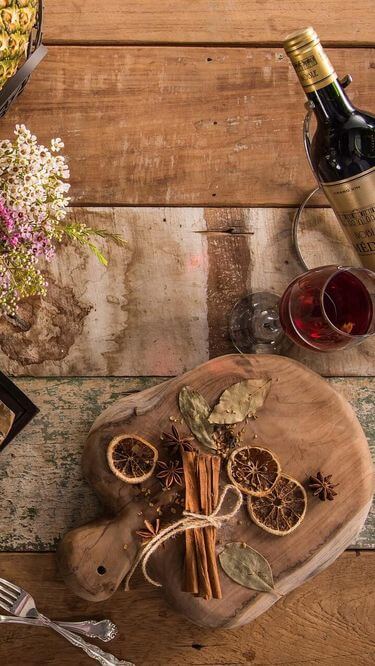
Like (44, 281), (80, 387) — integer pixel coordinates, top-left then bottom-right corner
(124, 483), (243, 591)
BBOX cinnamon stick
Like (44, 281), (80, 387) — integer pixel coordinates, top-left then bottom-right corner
(208, 455), (222, 598)
(198, 455), (222, 599)
(182, 451), (222, 600)
(182, 451), (211, 597)
(182, 451), (198, 594)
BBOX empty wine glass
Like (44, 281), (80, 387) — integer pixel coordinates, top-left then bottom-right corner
(230, 265), (375, 354)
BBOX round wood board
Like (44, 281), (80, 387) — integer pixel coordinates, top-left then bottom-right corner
(58, 354), (373, 628)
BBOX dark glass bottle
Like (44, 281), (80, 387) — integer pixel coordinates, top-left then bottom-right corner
(308, 80), (375, 182)
(284, 27), (375, 270)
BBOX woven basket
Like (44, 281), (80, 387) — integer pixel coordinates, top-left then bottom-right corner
(0, 0), (47, 118)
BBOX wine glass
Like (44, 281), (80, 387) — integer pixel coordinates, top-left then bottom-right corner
(230, 265), (375, 354)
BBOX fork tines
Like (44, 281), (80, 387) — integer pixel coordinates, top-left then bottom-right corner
(0, 578), (18, 609)
(0, 578), (19, 593)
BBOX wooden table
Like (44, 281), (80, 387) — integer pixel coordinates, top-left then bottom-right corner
(0, 2), (374, 664)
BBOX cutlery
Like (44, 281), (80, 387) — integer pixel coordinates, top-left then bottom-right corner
(0, 614), (118, 641)
(0, 578), (134, 666)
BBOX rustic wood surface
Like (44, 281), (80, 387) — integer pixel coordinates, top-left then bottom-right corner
(0, 207), (372, 378)
(0, 376), (373, 554)
(0, 552), (373, 665)
(57, 355), (373, 627)
(44, 1), (375, 45)
(1, 48), (374, 206)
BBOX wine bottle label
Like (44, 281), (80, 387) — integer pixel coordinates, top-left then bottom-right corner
(289, 41), (337, 92)
(321, 167), (375, 270)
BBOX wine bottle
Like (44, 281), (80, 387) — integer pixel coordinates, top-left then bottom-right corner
(284, 27), (375, 270)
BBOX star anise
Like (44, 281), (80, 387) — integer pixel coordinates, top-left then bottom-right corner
(161, 425), (195, 457)
(136, 519), (161, 543)
(157, 459), (184, 489)
(308, 471), (339, 501)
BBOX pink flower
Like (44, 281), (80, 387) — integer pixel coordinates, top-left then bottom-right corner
(9, 234), (20, 247)
(30, 232), (55, 260)
(18, 223), (33, 240)
(0, 199), (16, 230)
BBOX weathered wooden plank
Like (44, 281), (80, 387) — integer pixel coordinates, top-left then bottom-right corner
(0, 377), (373, 552)
(204, 206), (375, 377)
(332, 378), (375, 549)
(0, 208), (209, 377)
(0, 207), (372, 377)
(205, 208), (251, 359)
(0, 551), (373, 664)
(0, 377), (158, 552)
(44, 1), (375, 46)
(2, 47), (374, 206)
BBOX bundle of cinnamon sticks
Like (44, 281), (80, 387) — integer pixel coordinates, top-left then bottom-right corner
(182, 450), (222, 600)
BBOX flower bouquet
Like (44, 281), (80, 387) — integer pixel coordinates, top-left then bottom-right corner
(0, 124), (125, 317)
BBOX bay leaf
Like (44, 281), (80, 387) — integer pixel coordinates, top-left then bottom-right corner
(208, 378), (271, 425)
(219, 542), (274, 592)
(178, 386), (216, 450)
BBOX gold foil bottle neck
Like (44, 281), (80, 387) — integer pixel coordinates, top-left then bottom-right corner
(283, 27), (319, 54)
(283, 26), (337, 92)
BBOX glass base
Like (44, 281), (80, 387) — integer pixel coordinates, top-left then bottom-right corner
(229, 292), (289, 354)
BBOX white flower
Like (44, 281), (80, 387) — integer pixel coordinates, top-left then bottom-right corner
(0, 139), (12, 153)
(51, 138), (64, 152)
(15, 124), (30, 138)
(0, 126), (70, 231)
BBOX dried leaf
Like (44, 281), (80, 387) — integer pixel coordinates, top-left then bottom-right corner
(209, 379), (272, 425)
(178, 386), (216, 450)
(219, 542), (274, 592)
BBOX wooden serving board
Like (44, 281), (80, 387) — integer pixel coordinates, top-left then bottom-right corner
(57, 355), (373, 628)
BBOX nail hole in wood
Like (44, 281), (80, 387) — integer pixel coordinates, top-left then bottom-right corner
(213, 121), (217, 125)
(207, 57), (212, 62)
(97, 565), (106, 575)
(212, 193), (216, 197)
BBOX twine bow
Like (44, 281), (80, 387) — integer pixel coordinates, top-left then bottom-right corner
(124, 483), (243, 591)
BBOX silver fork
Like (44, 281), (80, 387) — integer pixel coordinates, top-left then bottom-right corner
(0, 578), (134, 666)
(0, 614), (118, 641)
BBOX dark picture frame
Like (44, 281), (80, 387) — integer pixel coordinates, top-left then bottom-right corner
(0, 372), (39, 451)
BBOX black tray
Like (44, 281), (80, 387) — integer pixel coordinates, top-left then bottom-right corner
(0, 0), (47, 118)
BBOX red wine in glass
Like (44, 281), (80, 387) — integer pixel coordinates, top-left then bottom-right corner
(230, 265), (375, 354)
(279, 266), (374, 351)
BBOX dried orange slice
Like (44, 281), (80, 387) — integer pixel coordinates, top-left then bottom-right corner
(106, 434), (158, 484)
(248, 474), (307, 536)
(227, 446), (281, 496)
